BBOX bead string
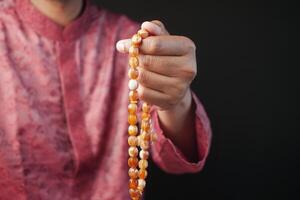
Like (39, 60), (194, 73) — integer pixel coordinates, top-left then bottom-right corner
(127, 29), (156, 200)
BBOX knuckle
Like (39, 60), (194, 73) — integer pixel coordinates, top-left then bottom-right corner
(182, 36), (196, 52)
(182, 65), (197, 81)
(148, 38), (162, 53)
(141, 55), (153, 67)
(175, 84), (185, 96)
(166, 95), (178, 107)
(152, 20), (165, 29)
(169, 82), (183, 96)
(138, 69), (149, 84)
(188, 38), (197, 51)
(153, 20), (164, 26)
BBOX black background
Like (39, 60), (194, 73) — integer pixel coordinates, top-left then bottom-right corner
(93, 0), (295, 199)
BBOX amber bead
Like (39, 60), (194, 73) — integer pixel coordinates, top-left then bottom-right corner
(142, 103), (151, 113)
(128, 114), (137, 125)
(138, 169), (148, 179)
(138, 159), (148, 169)
(128, 125), (138, 136)
(142, 118), (150, 123)
(129, 46), (139, 57)
(138, 29), (149, 39)
(129, 178), (138, 189)
(129, 56), (139, 68)
(129, 91), (139, 102)
(128, 136), (138, 146)
(141, 112), (151, 121)
(141, 121), (150, 132)
(128, 103), (137, 114)
(129, 189), (141, 199)
(131, 34), (142, 46)
(128, 157), (139, 168)
(128, 68), (139, 79)
(128, 30), (151, 200)
(140, 140), (150, 150)
(128, 146), (139, 157)
(140, 131), (151, 141)
(128, 168), (139, 179)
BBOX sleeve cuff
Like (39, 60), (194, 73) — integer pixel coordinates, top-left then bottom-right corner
(150, 91), (212, 174)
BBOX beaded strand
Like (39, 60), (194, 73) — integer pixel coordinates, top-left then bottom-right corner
(127, 29), (156, 200)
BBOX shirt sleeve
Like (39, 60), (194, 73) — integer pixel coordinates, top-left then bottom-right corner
(150, 90), (212, 174)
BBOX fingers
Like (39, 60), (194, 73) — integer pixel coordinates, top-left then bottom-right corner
(116, 20), (197, 110)
(150, 20), (166, 30)
(137, 85), (177, 110)
(116, 20), (167, 53)
(137, 68), (186, 99)
(138, 67), (172, 93)
(116, 35), (193, 56)
(138, 54), (184, 76)
(141, 36), (192, 56)
(137, 54), (197, 84)
(116, 20), (195, 56)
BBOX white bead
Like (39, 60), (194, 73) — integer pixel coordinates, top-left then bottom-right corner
(128, 79), (138, 90)
(138, 179), (146, 189)
(139, 150), (149, 160)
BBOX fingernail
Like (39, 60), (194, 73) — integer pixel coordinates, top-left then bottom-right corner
(116, 41), (125, 53)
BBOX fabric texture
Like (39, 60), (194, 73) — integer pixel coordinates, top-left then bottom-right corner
(0, 0), (212, 199)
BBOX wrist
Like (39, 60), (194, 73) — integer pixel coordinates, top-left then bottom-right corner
(155, 88), (198, 162)
(156, 88), (194, 137)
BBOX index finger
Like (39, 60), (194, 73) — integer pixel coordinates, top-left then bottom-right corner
(116, 35), (191, 56)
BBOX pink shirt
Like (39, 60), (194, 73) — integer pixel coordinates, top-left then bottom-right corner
(0, 0), (212, 199)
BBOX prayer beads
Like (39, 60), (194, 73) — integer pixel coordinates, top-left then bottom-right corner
(127, 28), (155, 200)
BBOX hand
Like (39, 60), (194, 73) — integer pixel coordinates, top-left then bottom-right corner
(116, 20), (197, 111)
(117, 21), (199, 161)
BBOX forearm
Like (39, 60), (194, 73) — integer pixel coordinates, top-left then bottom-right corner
(156, 88), (198, 162)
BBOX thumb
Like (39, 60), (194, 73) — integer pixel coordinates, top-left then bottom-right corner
(141, 20), (170, 36)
